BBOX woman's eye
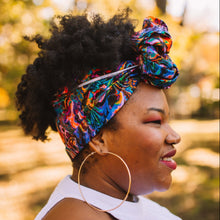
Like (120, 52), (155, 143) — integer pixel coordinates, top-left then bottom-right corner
(151, 120), (161, 124)
(144, 120), (162, 125)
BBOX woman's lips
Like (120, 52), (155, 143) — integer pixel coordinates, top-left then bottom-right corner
(160, 158), (177, 170)
(160, 149), (177, 170)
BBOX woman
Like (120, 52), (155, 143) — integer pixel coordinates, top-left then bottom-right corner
(16, 9), (181, 220)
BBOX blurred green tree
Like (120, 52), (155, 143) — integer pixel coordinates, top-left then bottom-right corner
(0, 0), (219, 121)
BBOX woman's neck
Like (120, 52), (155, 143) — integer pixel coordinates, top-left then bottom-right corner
(71, 165), (138, 203)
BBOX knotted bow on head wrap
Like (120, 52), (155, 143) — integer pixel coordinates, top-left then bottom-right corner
(53, 16), (179, 161)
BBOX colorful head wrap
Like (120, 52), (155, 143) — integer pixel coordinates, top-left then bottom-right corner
(52, 16), (179, 161)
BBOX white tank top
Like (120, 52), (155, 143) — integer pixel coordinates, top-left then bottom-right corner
(35, 175), (182, 220)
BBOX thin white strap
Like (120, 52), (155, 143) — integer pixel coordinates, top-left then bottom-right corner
(78, 65), (138, 88)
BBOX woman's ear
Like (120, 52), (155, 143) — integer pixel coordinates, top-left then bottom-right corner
(88, 130), (109, 155)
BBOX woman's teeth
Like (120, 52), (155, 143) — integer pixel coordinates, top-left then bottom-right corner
(160, 157), (173, 161)
(160, 157), (177, 170)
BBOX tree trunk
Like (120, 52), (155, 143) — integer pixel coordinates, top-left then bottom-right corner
(155, 0), (167, 14)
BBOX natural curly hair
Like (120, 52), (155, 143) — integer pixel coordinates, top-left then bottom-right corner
(15, 8), (137, 142)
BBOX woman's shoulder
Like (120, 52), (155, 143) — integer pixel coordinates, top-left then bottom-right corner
(43, 198), (114, 220)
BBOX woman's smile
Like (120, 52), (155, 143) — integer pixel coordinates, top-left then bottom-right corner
(159, 149), (177, 170)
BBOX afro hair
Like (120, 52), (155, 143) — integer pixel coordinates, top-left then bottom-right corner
(15, 8), (138, 141)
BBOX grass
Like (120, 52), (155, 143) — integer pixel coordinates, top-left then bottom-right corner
(0, 119), (219, 220)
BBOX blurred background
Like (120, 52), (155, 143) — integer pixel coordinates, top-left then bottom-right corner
(0, 0), (219, 219)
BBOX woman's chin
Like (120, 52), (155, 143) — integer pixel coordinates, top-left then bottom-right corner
(156, 177), (172, 192)
(131, 183), (172, 196)
(156, 185), (171, 192)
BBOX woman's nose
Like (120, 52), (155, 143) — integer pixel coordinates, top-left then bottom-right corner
(165, 125), (181, 145)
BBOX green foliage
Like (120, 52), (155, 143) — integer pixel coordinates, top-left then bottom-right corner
(0, 0), (219, 120)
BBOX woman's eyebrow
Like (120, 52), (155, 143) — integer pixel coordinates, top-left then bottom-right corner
(147, 107), (165, 115)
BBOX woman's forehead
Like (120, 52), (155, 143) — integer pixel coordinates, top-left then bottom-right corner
(114, 86), (169, 124)
(124, 83), (167, 109)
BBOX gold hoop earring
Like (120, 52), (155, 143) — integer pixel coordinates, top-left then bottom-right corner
(77, 151), (131, 212)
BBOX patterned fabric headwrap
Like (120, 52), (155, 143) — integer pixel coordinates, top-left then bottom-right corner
(53, 16), (179, 161)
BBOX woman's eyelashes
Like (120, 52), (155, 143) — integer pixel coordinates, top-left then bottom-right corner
(144, 119), (162, 125)
(151, 120), (162, 124)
